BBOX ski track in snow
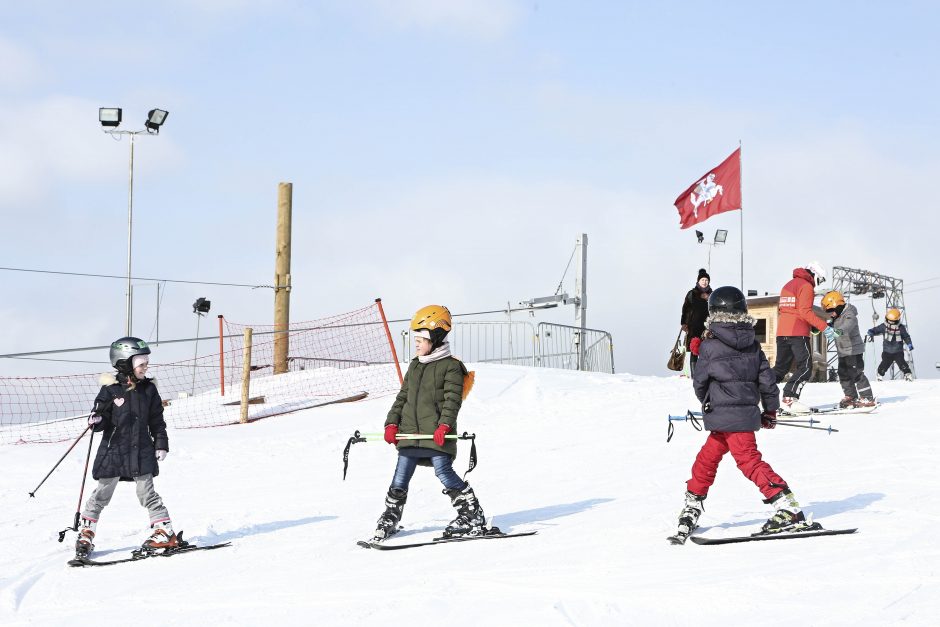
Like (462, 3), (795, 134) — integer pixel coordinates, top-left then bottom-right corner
(2, 365), (939, 626)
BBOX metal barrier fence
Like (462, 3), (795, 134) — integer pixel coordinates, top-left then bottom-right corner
(390, 319), (614, 374)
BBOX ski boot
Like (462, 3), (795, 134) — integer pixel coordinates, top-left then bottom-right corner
(838, 396), (857, 409)
(854, 397), (877, 408)
(761, 488), (807, 534)
(904, 373), (914, 382)
(668, 490), (705, 545)
(781, 397), (811, 415)
(876, 374), (884, 382)
(372, 488), (407, 542)
(443, 483), (487, 538)
(137, 521), (179, 555)
(74, 517), (97, 558)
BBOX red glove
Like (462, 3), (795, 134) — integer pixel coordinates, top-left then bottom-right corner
(689, 337), (701, 356)
(761, 410), (777, 430)
(384, 424), (399, 445)
(433, 424), (451, 446)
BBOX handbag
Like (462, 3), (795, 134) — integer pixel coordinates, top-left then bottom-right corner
(667, 331), (686, 371)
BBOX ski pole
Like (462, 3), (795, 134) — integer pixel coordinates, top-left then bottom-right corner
(28, 425), (91, 498)
(342, 430), (477, 480)
(667, 410), (702, 443)
(773, 422), (839, 434)
(775, 418), (820, 425)
(57, 425), (96, 542)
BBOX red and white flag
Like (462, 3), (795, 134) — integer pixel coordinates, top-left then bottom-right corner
(673, 148), (741, 229)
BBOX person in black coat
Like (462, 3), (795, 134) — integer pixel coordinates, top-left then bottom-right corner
(671, 287), (809, 542)
(681, 268), (712, 374)
(74, 337), (178, 558)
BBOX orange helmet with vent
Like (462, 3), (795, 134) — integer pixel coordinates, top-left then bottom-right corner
(821, 291), (845, 310)
(885, 308), (902, 324)
(410, 305), (452, 333)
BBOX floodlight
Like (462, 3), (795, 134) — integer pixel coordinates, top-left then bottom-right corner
(99, 107), (122, 128)
(192, 297), (211, 315)
(695, 230), (704, 244)
(747, 290), (758, 297)
(145, 109), (169, 133)
(714, 229), (728, 244)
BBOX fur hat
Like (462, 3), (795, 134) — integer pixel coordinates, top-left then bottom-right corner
(697, 268), (711, 282)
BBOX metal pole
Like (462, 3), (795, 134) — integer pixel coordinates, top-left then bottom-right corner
(126, 133), (135, 336)
(155, 283), (160, 345)
(739, 140), (744, 291)
(575, 233), (588, 370)
(191, 314), (201, 395)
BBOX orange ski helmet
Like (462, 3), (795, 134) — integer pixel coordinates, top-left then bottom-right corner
(885, 308), (902, 324)
(410, 305), (452, 333)
(821, 291), (846, 310)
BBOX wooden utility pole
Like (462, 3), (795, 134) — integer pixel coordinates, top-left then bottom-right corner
(273, 182), (292, 374)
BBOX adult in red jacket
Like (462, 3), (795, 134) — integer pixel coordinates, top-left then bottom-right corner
(771, 262), (838, 413)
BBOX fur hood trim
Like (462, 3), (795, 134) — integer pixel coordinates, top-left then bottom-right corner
(705, 311), (756, 327)
(98, 372), (155, 386)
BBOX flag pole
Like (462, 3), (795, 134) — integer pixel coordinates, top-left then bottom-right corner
(739, 140), (744, 291)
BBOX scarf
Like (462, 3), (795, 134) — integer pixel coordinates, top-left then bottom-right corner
(418, 341), (452, 364)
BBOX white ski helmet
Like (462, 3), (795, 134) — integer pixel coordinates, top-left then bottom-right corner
(805, 260), (827, 286)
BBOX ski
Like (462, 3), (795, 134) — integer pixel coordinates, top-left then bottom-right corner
(68, 533), (231, 567)
(359, 530), (537, 550)
(781, 403), (879, 417)
(667, 531), (691, 545)
(689, 525), (857, 546)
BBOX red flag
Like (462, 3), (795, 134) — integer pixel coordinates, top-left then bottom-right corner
(673, 148), (741, 229)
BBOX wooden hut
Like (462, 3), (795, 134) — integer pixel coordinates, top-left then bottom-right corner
(747, 295), (829, 382)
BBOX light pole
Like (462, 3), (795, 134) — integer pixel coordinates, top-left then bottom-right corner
(99, 107), (169, 335)
(695, 228), (728, 273)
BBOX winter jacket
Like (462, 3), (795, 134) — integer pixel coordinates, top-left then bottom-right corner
(868, 322), (911, 354)
(681, 285), (712, 347)
(90, 375), (168, 481)
(830, 303), (865, 357)
(386, 356), (467, 457)
(776, 268), (828, 337)
(693, 313), (780, 432)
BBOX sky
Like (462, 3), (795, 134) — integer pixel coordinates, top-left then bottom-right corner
(1, 0), (938, 378)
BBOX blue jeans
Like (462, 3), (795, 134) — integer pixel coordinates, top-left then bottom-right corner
(390, 448), (466, 491)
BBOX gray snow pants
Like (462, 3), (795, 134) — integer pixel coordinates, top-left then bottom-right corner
(81, 474), (170, 525)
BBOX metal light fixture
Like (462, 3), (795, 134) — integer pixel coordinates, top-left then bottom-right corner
(192, 297), (211, 315)
(99, 107), (122, 128)
(714, 229), (728, 244)
(695, 230), (704, 244)
(145, 109), (169, 134)
(101, 106), (169, 335)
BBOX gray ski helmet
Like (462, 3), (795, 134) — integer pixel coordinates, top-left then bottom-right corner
(110, 336), (151, 371)
(708, 286), (748, 314)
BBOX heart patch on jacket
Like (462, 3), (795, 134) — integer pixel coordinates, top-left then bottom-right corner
(113, 398), (125, 407)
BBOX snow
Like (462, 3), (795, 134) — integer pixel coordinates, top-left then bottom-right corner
(2, 364), (939, 626)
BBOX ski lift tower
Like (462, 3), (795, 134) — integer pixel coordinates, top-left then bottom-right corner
(831, 266), (914, 379)
(520, 234), (588, 369)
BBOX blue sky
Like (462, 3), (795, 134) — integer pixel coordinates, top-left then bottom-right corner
(1, 0), (938, 378)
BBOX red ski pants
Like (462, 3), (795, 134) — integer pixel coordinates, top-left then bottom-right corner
(686, 431), (786, 500)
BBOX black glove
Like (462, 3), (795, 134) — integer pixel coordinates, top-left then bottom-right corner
(761, 410), (777, 430)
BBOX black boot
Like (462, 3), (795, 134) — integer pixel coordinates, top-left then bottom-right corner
(677, 490), (705, 537)
(373, 488), (407, 541)
(443, 483), (486, 538)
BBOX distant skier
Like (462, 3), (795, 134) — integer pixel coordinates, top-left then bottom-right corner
(74, 337), (178, 559)
(671, 286), (809, 544)
(822, 291), (876, 408)
(680, 268), (712, 375)
(771, 261), (839, 414)
(371, 305), (485, 542)
(868, 308), (914, 381)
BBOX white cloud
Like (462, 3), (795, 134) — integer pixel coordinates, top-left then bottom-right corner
(356, 0), (522, 39)
(0, 38), (43, 92)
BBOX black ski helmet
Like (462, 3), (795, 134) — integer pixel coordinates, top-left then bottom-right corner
(708, 286), (748, 314)
(110, 336), (151, 373)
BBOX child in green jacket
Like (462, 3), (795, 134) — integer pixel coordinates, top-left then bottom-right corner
(372, 304), (485, 542)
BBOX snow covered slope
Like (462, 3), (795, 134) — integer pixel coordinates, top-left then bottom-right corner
(2, 365), (938, 626)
